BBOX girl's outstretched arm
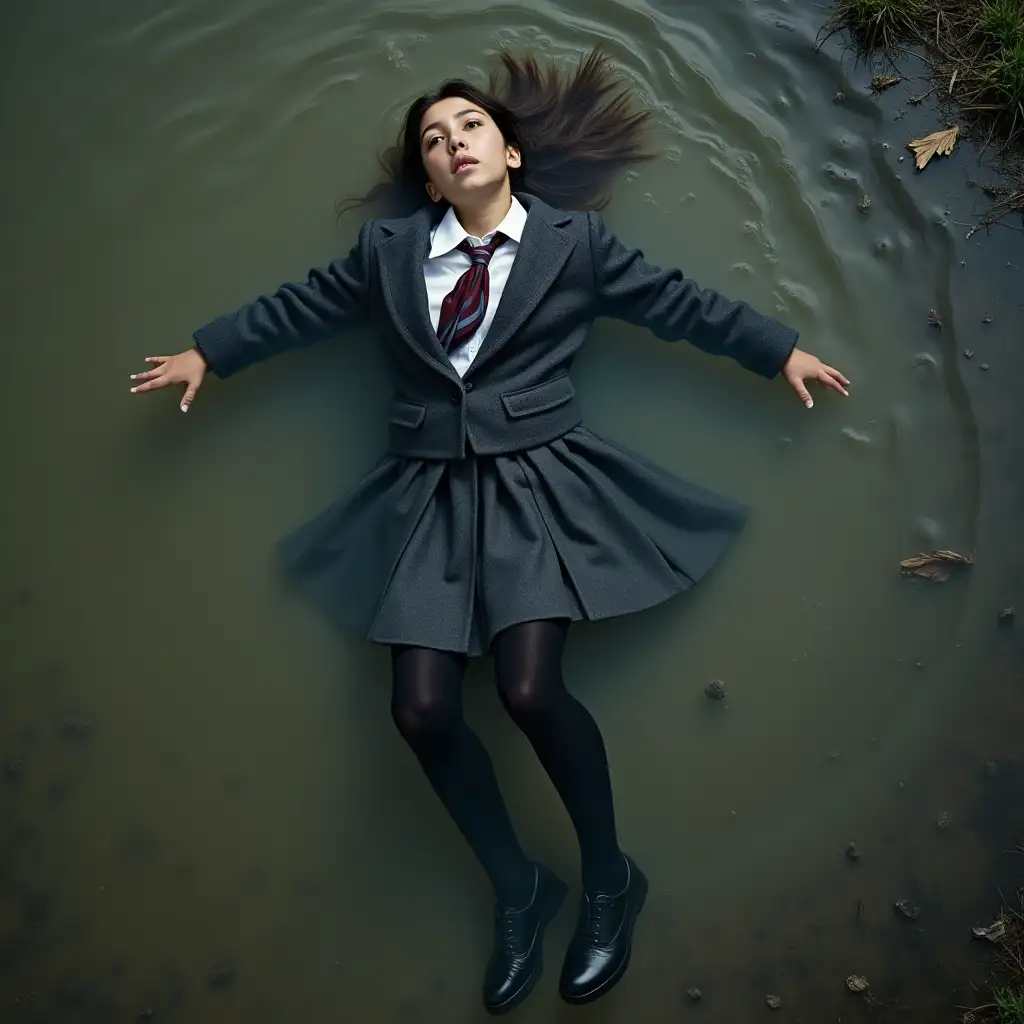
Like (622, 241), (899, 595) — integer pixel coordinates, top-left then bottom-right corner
(130, 220), (375, 411)
(588, 213), (848, 407)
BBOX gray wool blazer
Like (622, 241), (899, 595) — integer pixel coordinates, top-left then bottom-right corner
(193, 191), (799, 460)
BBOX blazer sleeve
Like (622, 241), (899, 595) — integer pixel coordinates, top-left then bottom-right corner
(192, 219), (375, 379)
(587, 211), (798, 379)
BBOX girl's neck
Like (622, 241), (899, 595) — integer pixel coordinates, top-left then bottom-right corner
(453, 185), (513, 240)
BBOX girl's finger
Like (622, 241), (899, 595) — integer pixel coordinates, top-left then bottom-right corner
(130, 374), (171, 393)
(180, 380), (200, 412)
(788, 374), (814, 409)
(144, 356), (170, 364)
(820, 369), (849, 397)
(129, 366), (165, 383)
(823, 364), (850, 387)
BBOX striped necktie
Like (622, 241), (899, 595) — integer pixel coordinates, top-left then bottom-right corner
(436, 232), (507, 355)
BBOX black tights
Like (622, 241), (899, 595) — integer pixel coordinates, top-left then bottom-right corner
(390, 620), (624, 906)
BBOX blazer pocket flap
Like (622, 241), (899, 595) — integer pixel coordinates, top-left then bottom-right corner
(500, 376), (575, 419)
(389, 398), (426, 430)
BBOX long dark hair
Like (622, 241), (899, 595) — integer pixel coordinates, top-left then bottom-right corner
(340, 48), (656, 218)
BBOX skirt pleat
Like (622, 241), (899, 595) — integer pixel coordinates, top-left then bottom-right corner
(278, 426), (748, 656)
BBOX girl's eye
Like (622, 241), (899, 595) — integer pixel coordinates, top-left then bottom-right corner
(465, 119), (482, 129)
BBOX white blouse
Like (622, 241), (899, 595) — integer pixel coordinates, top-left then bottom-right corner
(422, 196), (528, 377)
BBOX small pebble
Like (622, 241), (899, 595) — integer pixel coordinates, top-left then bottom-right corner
(998, 605), (1015, 621)
(964, 349), (974, 359)
(207, 965), (235, 987)
(982, 315), (993, 323)
(894, 897), (920, 921)
(845, 842), (861, 862)
(847, 975), (870, 993)
(936, 810), (952, 829)
(704, 679), (726, 701)
(980, 363), (989, 371)
(686, 987), (703, 1001)
(140, 1010), (155, 1020)
(766, 994), (782, 1010)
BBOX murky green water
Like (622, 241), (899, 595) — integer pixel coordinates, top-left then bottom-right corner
(2, 1), (1021, 1020)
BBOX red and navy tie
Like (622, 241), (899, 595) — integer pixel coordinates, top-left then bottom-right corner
(436, 232), (507, 355)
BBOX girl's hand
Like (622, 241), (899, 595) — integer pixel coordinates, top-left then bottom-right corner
(782, 347), (849, 409)
(130, 347), (208, 412)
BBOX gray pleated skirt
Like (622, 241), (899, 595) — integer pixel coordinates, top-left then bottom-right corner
(277, 426), (748, 656)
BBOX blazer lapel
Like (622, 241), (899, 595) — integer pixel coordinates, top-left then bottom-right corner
(378, 207), (462, 383)
(464, 195), (576, 380)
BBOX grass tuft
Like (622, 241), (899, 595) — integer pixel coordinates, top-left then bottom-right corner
(980, 0), (1024, 49)
(824, 0), (924, 54)
(994, 985), (1024, 1024)
(984, 36), (1024, 110)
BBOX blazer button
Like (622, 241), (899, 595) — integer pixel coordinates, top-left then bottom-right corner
(464, 382), (474, 392)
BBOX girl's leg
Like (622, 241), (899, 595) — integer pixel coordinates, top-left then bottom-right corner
(390, 645), (535, 907)
(491, 620), (626, 894)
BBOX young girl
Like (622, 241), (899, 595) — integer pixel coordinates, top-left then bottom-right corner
(130, 50), (848, 1014)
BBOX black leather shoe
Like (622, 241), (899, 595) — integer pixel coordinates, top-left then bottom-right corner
(483, 864), (567, 1015)
(559, 854), (648, 1005)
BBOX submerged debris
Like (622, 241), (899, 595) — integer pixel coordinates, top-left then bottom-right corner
(936, 810), (953, 829)
(207, 964), (235, 987)
(894, 897), (920, 921)
(765, 994), (782, 1010)
(704, 679), (727, 701)
(846, 842), (862, 862)
(686, 987), (703, 1002)
(871, 74), (902, 93)
(999, 605), (1016, 621)
(899, 549), (973, 583)
(847, 974), (870, 993)
(858, 194), (873, 213)
(972, 919), (1007, 942)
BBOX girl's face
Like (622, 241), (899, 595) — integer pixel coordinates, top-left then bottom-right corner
(419, 96), (521, 206)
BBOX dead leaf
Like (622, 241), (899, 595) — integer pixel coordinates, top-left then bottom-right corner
(907, 126), (959, 170)
(900, 549), (973, 583)
(972, 920), (1006, 942)
(871, 75), (901, 93)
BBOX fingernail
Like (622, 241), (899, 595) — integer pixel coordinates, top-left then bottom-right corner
(180, 404), (188, 412)
(130, 387), (137, 393)
(806, 398), (814, 409)
(130, 374), (135, 379)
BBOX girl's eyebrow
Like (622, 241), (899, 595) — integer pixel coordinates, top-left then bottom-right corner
(420, 109), (486, 141)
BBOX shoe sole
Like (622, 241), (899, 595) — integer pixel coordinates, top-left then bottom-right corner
(485, 877), (569, 1016)
(559, 873), (649, 1006)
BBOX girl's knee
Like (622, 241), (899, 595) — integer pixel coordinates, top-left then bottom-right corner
(497, 674), (558, 721)
(391, 693), (460, 745)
